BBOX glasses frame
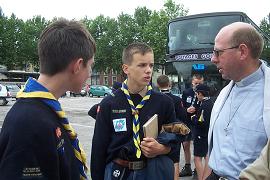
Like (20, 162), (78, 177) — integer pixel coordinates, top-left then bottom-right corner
(213, 45), (239, 57)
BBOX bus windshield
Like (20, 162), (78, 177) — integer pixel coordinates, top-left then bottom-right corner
(168, 15), (240, 53)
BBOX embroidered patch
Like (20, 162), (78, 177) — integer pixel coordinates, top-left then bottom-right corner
(187, 96), (192, 103)
(112, 109), (126, 113)
(113, 118), (127, 132)
(22, 167), (43, 177)
(113, 170), (121, 177)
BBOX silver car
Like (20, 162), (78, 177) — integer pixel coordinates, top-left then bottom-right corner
(0, 84), (12, 105)
(5, 84), (21, 99)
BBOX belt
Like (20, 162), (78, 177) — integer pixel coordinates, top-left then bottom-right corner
(113, 158), (146, 170)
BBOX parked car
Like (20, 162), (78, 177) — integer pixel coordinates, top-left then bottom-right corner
(68, 89), (87, 97)
(5, 84), (21, 99)
(88, 85), (112, 97)
(0, 84), (12, 106)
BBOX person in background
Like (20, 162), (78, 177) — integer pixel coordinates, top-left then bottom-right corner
(180, 74), (204, 177)
(190, 84), (213, 180)
(206, 22), (270, 179)
(88, 81), (122, 119)
(0, 19), (96, 179)
(91, 42), (178, 180)
(156, 74), (187, 180)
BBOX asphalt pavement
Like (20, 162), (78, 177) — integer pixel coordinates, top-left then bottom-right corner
(0, 96), (196, 179)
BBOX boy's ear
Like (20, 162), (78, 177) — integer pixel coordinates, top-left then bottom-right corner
(70, 58), (84, 74)
(122, 64), (128, 74)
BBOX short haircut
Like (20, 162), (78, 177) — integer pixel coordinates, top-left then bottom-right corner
(195, 84), (210, 97)
(38, 18), (96, 75)
(157, 75), (170, 88)
(197, 90), (209, 97)
(230, 24), (264, 59)
(192, 74), (204, 80)
(122, 42), (153, 65)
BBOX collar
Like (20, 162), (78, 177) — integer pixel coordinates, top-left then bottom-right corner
(203, 97), (210, 100)
(235, 64), (263, 87)
(160, 89), (170, 93)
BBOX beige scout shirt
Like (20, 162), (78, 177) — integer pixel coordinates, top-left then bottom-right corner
(239, 140), (270, 180)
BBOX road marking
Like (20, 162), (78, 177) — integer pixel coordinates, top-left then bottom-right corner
(70, 123), (94, 128)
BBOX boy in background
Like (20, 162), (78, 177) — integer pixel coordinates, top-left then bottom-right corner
(191, 84), (213, 180)
(156, 74), (187, 180)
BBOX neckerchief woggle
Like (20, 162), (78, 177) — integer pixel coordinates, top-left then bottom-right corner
(121, 79), (152, 158)
(17, 77), (88, 180)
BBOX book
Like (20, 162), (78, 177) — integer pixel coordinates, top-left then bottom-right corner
(143, 114), (158, 138)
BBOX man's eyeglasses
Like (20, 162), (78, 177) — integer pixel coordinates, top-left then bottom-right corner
(213, 45), (239, 57)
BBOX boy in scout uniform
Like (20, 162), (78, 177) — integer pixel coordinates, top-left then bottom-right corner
(180, 74), (204, 177)
(91, 42), (178, 180)
(156, 74), (187, 180)
(191, 84), (213, 180)
(0, 19), (96, 180)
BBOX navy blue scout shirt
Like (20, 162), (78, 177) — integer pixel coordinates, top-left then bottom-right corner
(0, 98), (80, 180)
(91, 89), (177, 180)
(161, 90), (187, 163)
(182, 88), (201, 127)
(191, 98), (213, 138)
(161, 90), (187, 123)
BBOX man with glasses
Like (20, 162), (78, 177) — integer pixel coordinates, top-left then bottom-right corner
(205, 22), (270, 179)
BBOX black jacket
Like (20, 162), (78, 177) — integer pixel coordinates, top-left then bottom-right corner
(191, 98), (213, 138)
(0, 98), (80, 180)
(162, 90), (187, 123)
(182, 88), (201, 127)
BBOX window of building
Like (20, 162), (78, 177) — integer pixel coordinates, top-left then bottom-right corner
(112, 76), (117, 83)
(104, 76), (108, 85)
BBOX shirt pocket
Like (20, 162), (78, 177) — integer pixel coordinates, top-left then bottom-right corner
(234, 123), (267, 162)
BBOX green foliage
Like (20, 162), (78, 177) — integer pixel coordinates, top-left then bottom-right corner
(0, 13), (48, 70)
(259, 14), (270, 62)
(0, 0), (189, 72)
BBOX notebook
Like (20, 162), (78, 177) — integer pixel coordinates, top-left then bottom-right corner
(143, 114), (158, 138)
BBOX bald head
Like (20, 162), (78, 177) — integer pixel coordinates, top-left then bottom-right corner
(216, 22), (264, 59)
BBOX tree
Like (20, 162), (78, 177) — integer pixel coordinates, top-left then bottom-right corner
(0, 0), (189, 74)
(23, 16), (48, 70)
(143, 0), (188, 64)
(260, 14), (270, 61)
(0, 14), (21, 70)
(88, 15), (120, 72)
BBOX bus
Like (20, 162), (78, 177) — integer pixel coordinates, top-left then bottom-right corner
(165, 11), (270, 97)
(0, 70), (39, 87)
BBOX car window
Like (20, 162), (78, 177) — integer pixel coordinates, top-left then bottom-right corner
(6, 85), (20, 90)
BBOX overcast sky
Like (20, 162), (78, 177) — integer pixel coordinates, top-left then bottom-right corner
(1, 0), (269, 25)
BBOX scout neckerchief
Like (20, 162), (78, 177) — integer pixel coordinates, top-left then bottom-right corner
(121, 79), (152, 158)
(17, 77), (88, 180)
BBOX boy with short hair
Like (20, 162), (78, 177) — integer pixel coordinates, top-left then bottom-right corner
(191, 84), (213, 180)
(0, 19), (96, 180)
(91, 42), (177, 180)
(156, 74), (187, 180)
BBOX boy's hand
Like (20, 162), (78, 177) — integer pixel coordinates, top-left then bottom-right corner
(140, 137), (171, 158)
